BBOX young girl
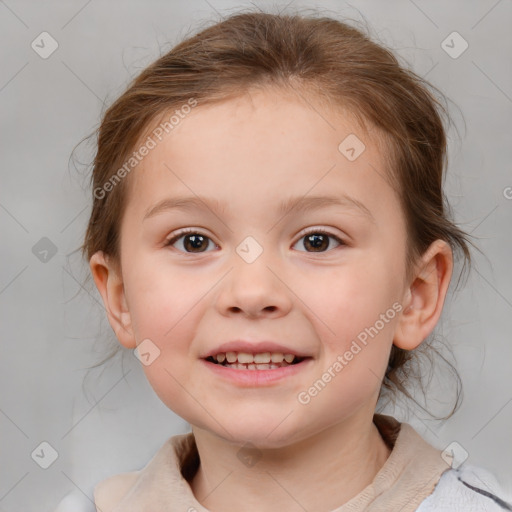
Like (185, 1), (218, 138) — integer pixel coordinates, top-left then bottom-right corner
(79, 9), (510, 512)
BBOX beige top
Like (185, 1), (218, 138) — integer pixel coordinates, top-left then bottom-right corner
(94, 414), (451, 511)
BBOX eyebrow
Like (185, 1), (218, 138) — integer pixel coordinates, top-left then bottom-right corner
(143, 194), (375, 224)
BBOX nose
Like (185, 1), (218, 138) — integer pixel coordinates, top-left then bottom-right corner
(215, 251), (293, 319)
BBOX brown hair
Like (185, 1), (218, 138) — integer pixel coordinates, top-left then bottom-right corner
(79, 8), (476, 416)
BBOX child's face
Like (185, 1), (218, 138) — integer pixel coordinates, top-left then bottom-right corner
(104, 88), (412, 446)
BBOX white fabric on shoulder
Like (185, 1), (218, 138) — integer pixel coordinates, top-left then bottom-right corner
(417, 464), (512, 511)
(54, 491), (96, 512)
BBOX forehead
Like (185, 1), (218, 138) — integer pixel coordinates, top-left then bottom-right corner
(124, 88), (397, 223)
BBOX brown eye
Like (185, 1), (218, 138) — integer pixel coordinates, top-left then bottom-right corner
(294, 230), (344, 253)
(165, 230), (215, 253)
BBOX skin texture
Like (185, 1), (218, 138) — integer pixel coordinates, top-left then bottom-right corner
(90, 87), (453, 512)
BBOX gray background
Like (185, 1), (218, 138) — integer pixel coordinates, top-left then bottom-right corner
(1, 0), (511, 510)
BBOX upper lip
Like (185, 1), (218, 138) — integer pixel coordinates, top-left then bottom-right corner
(201, 340), (312, 359)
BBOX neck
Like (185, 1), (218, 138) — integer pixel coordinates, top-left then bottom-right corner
(189, 412), (391, 512)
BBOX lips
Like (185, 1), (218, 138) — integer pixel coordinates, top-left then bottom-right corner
(202, 349), (314, 385)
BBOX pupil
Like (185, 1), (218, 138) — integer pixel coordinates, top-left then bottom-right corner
(185, 234), (207, 252)
(306, 233), (328, 252)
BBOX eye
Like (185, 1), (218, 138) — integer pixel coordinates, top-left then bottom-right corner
(293, 229), (345, 253)
(164, 228), (217, 253)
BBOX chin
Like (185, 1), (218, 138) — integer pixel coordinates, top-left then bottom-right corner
(212, 415), (306, 449)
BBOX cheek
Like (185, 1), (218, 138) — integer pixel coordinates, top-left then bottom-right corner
(297, 255), (401, 351)
(124, 254), (202, 339)
(122, 256), (210, 391)
(128, 287), (204, 421)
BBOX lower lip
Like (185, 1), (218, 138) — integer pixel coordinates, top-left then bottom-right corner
(201, 358), (313, 386)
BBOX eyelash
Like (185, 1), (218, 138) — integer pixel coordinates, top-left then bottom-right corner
(163, 228), (346, 253)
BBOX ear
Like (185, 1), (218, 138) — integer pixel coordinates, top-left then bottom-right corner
(394, 239), (453, 350)
(89, 251), (136, 349)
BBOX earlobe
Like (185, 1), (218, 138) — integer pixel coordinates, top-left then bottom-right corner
(89, 251), (136, 349)
(394, 240), (453, 351)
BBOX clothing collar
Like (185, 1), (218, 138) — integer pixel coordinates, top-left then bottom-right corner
(94, 414), (450, 511)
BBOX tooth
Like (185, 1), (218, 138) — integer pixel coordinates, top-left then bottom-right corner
(270, 353), (284, 363)
(284, 353), (295, 363)
(237, 352), (254, 364)
(215, 352), (298, 369)
(254, 352), (271, 363)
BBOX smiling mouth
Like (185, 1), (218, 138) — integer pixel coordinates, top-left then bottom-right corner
(205, 352), (308, 370)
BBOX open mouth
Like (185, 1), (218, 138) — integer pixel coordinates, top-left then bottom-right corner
(205, 352), (308, 370)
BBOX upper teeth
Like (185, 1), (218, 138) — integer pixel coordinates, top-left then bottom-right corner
(215, 352), (295, 364)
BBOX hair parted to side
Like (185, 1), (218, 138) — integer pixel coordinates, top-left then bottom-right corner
(80, 8), (477, 417)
